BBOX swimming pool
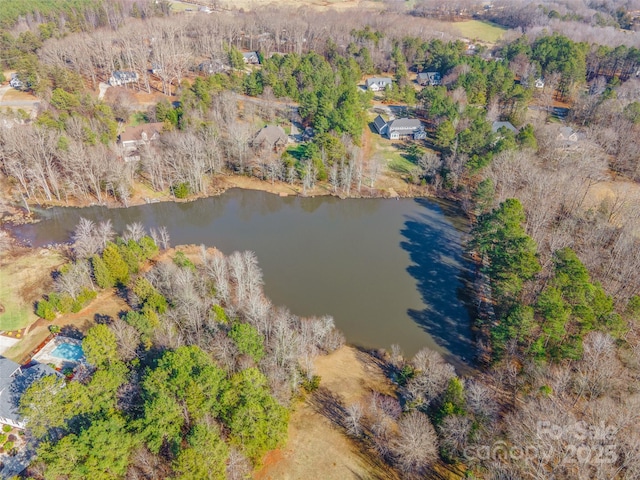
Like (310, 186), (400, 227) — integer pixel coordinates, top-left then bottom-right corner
(50, 342), (84, 362)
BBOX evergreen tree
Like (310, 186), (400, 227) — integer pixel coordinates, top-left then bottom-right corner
(101, 242), (129, 286)
(91, 254), (113, 289)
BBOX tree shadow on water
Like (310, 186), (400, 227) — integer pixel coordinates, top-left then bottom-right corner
(401, 199), (476, 364)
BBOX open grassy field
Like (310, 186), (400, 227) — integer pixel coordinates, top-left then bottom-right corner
(0, 248), (65, 332)
(455, 20), (507, 43)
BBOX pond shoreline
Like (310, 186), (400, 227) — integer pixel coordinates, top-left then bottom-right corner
(6, 189), (475, 359)
(0, 173), (465, 228)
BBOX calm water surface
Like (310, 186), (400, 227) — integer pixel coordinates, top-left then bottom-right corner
(12, 189), (474, 360)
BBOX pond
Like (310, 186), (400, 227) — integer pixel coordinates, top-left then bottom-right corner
(11, 189), (475, 361)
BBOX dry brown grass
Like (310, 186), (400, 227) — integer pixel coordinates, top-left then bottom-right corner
(0, 247), (65, 333)
(255, 346), (398, 480)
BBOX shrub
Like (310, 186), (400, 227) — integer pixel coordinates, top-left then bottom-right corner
(76, 288), (97, 305)
(171, 182), (190, 199)
(302, 375), (321, 393)
(49, 325), (61, 334)
(3, 441), (14, 451)
(211, 305), (228, 323)
(58, 294), (74, 314)
(0, 434), (7, 443)
(35, 300), (56, 321)
(173, 251), (195, 270)
(70, 288), (96, 313)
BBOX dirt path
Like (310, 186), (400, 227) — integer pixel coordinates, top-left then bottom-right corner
(255, 346), (397, 480)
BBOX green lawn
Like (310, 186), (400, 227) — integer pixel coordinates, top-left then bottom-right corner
(368, 128), (416, 176)
(455, 20), (507, 43)
(0, 278), (31, 331)
(388, 155), (415, 175)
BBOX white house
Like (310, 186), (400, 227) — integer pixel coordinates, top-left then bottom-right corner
(373, 115), (425, 140)
(366, 77), (393, 92)
(535, 78), (545, 89)
(108, 71), (138, 87)
(242, 52), (260, 65)
(0, 358), (62, 429)
(9, 73), (23, 89)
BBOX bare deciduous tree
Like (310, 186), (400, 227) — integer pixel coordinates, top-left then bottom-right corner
(391, 412), (439, 477)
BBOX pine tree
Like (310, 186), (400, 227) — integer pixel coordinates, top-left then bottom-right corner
(91, 254), (113, 289)
(101, 243), (129, 286)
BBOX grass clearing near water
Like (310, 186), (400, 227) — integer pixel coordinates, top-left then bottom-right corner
(0, 249), (64, 331)
(455, 20), (507, 43)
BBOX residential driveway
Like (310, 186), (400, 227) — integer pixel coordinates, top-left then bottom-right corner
(98, 82), (110, 100)
(0, 85), (40, 110)
(371, 103), (409, 119)
(0, 85), (10, 101)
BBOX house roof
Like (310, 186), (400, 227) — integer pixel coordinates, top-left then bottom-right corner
(119, 122), (164, 143)
(558, 126), (575, 138)
(387, 118), (423, 131)
(0, 362), (62, 424)
(0, 358), (20, 381)
(253, 125), (288, 147)
(491, 121), (518, 134)
(243, 52), (259, 62)
(111, 71), (137, 80)
(366, 77), (392, 87)
(373, 115), (387, 132)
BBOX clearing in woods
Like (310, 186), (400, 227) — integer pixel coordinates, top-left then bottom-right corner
(454, 20), (507, 43)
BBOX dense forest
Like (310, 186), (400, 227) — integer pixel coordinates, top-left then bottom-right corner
(1, 0), (640, 478)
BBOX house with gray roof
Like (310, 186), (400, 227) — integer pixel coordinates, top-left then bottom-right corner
(198, 59), (227, 75)
(252, 125), (288, 151)
(556, 125), (583, 149)
(108, 71), (138, 87)
(9, 73), (23, 89)
(491, 121), (518, 134)
(366, 77), (393, 92)
(372, 115), (425, 140)
(387, 118), (426, 140)
(417, 71), (441, 86)
(243, 52), (260, 65)
(372, 115), (388, 135)
(0, 358), (63, 429)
